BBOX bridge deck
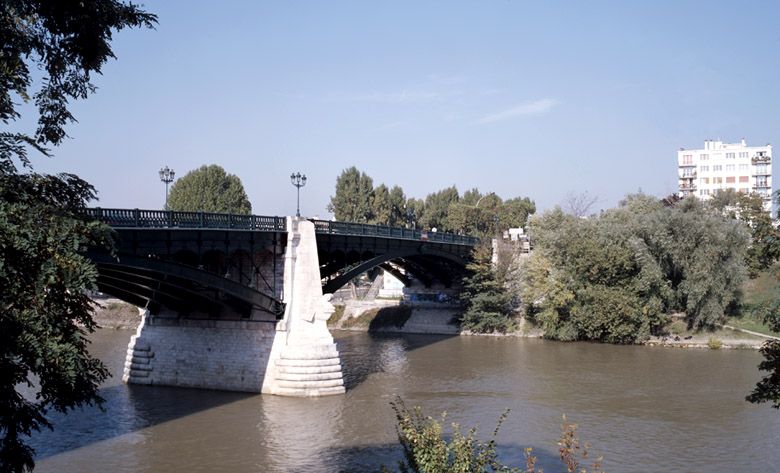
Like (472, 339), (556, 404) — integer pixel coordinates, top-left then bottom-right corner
(85, 208), (478, 246)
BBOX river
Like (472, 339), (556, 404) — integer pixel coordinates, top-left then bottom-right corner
(30, 329), (780, 472)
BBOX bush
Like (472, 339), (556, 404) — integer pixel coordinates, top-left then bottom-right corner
(668, 320), (688, 335)
(383, 397), (604, 473)
(707, 337), (723, 350)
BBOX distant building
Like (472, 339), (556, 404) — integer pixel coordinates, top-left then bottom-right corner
(678, 139), (773, 214)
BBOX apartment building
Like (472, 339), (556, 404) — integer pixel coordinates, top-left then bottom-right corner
(677, 139), (773, 214)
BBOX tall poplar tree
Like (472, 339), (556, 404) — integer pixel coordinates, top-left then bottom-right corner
(327, 166), (375, 222)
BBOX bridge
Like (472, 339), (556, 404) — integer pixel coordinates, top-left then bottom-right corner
(84, 208), (478, 397)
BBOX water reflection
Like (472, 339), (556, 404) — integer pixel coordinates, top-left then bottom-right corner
(31, 329), (780, 473)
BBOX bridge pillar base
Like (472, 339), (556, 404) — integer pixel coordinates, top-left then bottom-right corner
(262, 217), (346, 397)
(122, 308), (277, 393)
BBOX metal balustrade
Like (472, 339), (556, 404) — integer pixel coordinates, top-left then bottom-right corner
(83, 208), (479, 246)
(83, 208), (287, 231)
(308, 219), (479, 246)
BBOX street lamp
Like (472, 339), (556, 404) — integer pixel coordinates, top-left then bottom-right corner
(475, 192), (495, 208)
(290, 172), (307, 217)
(159, 166), (175, 210)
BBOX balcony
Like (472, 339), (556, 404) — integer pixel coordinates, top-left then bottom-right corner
(679, 183), (697, 191)
(752, 155), (771, 164)
(679, 172), (697, 179)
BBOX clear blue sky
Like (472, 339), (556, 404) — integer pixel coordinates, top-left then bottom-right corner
(31, 0), (780, 217)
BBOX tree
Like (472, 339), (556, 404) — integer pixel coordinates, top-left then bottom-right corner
(522, 195), (749, 342)
(562, 191), (599, 217)
(166, 165), (252, 214)
(420, 186), (459, 231)
(708, 189), (780, 276)
(461, 243), (515, 333)
(370, 184), (392, 225)
(747, 295), (780, 408)
(387, 185), (406, 227)
(0, 2), (155, 471)
(405, 197), (425, 229)
(328, 166), (374, 222)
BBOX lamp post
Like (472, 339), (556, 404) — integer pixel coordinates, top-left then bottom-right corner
(290, 172), (307, 217)
(159, 166), (175, 210)
(475, 192), (495, 208)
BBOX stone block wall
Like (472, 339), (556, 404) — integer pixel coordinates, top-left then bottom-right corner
(124, 314), (278, 393)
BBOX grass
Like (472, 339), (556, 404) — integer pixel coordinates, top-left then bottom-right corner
(327, 305), (345, 326)
(726, 263), (780, 337)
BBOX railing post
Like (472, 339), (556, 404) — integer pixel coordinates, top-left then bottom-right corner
(168, 210), (173, 228)
(134, 208), (140, 227)
(199, 211), (204, 228)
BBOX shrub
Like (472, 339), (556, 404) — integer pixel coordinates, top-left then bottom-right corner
(708, 337), (723, 350)
(383, 397), (604, 473)
(669, 320), (688, 335)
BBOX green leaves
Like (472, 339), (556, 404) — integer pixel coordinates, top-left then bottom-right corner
(523, 194), (749, 343)
(1, 172), (114, 471)
(461, 243), (516, 334)
(0, 3), (154, 470)
(166, 165), (252, 214)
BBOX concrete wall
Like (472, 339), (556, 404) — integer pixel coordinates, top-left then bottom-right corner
(124, 314), (277, 393)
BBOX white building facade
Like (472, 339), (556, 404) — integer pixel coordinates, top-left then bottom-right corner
(677, 139), (773, 214)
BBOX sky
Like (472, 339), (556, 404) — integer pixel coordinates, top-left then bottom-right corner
(27, 0), (780, 217)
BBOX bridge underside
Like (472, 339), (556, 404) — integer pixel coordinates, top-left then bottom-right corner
(90, 253), (284, 320)
(315, 234), (471, 294)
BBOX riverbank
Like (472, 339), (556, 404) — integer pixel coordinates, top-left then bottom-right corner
(89, 297), (772, 350)
(329, 301), (772, 349)
(90, 298), (143, 330)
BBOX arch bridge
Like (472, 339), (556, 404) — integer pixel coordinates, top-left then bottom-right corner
(84, 208), (478, 320)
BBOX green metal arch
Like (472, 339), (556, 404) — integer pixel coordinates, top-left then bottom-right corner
(322, 248), (466, 294)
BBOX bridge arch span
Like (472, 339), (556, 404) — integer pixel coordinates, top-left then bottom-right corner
(321, 247), (467, 294)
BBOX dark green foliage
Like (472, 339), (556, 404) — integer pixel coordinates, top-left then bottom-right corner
(383, 398), (604, 473)
(328, 166), (375, 222)
(0, 173), (116, 472)
(747, 294), (780, 408)
(0, 2), (155, 471)
(385, 397), (509, 473)
(461, 243), (515, 333)
(371, 184), (392, 225)
(0, 1), (156, 152)
(448, 192), (535, 238)
(709, 189), (780, 276)
(166, 164), (252, 214)
(523, 194), (748, 343)
(420, 186), (459, 231)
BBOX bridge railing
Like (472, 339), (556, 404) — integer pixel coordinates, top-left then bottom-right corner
(310, 219), (479, 246)
(84, 208), (287, 232)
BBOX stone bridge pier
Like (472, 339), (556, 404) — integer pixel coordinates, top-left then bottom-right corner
(122, 217), (345, 396)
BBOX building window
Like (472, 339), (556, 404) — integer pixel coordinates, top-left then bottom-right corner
(756, 176), (769, 187)
(739, 163), (749, 171)
(739, 152), (748, 158)
(739, 176), (749, 183)
(701, 177), (710, 184)
(725, 164), (735, 171)
(713, 165), (722, 171)
(755, 164), (769, 175)
(699, 165), (709, 172)
(714, 177), (723, 184)
(682, 154), (693, 165)
(699, 189), (710, 196)
(726, 176), (736, 184)
(700, 154), (709, 160)
(725, 152), (735, 159)
(740, 188), (749, 193)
